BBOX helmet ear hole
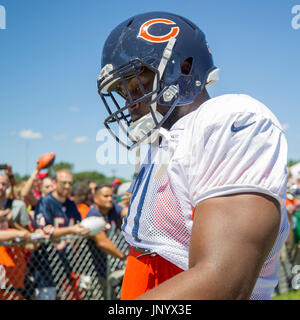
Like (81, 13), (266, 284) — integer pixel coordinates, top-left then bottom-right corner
(181, 57), (193, 75)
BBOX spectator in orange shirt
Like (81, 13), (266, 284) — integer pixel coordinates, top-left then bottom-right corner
(0, 228), (31, 300)
(73, 181), (94, 220)
(0, 212), (44, 300)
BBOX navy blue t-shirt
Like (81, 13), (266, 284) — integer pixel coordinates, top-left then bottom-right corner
(86, 203), (123, 229)
(32, 193), (82, 287)
(34, 193), (81, 230)
(85, 203), (123, 278)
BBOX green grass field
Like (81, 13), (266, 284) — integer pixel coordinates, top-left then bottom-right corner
(272, 290), (300, 300)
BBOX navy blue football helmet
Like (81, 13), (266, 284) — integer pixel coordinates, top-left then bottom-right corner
(97, 11), (219, 150)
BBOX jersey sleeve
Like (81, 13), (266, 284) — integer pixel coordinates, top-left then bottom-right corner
(184, 111), (288, 208)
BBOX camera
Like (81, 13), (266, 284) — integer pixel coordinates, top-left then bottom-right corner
(0, 164), (8, 170)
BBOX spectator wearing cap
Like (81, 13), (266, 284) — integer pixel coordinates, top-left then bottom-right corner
(21, 163), (54, 209)
(111, 178), (122, 189)
(110, 178), (122, 204)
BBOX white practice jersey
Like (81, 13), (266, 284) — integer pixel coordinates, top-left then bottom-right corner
(122, 94), (289, 300)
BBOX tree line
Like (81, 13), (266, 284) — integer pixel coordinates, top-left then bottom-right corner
(10, 160), (300, 185)
(13, 161), (127, 186)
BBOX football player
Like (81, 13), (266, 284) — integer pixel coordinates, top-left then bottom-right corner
(97, 12), (289, 300)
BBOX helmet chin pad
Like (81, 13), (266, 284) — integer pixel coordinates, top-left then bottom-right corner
(205, 68), (220, 88)
(128, 111), (164, 145)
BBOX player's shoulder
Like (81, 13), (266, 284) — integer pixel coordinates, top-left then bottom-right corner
(201, 94), (275, 119)
(186, 94), (282, 130)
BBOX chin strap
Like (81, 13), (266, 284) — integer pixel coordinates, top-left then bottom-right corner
(151, 37), (177, 113)
(153, 127), (176, 180)
(133, 37), (177, 179)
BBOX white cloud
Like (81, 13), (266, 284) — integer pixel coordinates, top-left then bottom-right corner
(74, 136), (88, 143)
(281, 123), (289, 132)
(53, 134), (67, 141)
(19, 129), (42, 139)
(69, 106), (80, 113)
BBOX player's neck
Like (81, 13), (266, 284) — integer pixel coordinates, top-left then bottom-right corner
(161, 89), (210, 130)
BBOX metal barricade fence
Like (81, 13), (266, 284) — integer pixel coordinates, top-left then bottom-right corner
(0, 227), (129, 300)
(273, 243), (300, 297)
(2, 228), (300, 300)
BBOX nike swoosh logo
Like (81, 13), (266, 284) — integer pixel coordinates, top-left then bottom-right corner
(231, 121), (256, 132)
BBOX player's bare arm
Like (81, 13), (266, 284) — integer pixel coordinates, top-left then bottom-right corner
(137, 192), (280, 300)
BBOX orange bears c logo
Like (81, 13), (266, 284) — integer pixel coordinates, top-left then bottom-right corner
(138, 18), (180, 43)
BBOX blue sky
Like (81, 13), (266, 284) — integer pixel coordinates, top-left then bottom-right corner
(0, 0), (299, 180)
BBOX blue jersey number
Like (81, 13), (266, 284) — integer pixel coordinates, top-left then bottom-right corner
(122, 164), (154, 242)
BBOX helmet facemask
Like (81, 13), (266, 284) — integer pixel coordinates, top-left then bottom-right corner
(98, 58), (179, 150)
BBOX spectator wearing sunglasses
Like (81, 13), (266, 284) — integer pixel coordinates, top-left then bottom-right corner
(34, 169), (89, 241)
(32, 169), (89, 300)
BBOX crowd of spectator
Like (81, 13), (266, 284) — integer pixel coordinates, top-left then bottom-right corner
(0, 156), (131, 300)
(285, 170), (300, 263)
(3, 155), (300, 299)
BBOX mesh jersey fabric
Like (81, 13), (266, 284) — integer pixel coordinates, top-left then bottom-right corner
(122, 94), (289, 300)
